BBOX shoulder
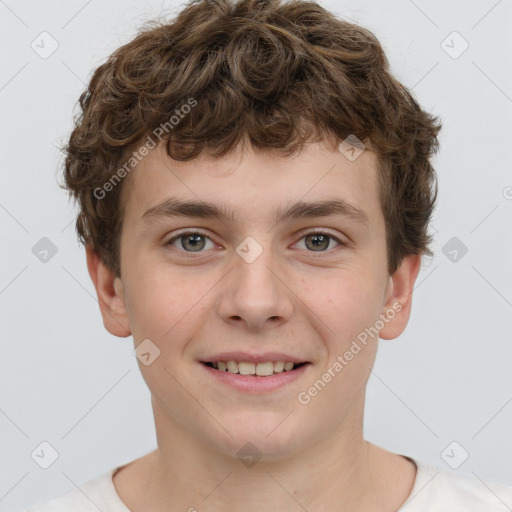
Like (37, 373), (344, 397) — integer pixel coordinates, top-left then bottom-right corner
(23, 467), (129, 512)
(402, 457), (512, 511)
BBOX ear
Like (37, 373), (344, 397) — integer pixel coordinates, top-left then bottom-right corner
(379, 253), (422, 340)
(85, 245), (131, 338)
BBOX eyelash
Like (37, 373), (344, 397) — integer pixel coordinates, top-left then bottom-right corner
(164, 229), (346, 255)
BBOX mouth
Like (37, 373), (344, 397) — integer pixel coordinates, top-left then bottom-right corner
(201, 360), (310, 377)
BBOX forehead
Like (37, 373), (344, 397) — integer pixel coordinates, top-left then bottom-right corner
(121, 139), (383, 226)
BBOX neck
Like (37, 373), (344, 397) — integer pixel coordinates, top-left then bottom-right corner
(113, 399), (416, 512)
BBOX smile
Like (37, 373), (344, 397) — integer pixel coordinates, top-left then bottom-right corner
(203, 360), (307, 376)
(200, 360), (311, 394)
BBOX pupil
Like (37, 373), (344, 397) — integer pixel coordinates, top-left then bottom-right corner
(308, 234), (328, 251)
(183, 234), (205, 251)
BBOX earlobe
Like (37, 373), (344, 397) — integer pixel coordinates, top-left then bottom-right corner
(85, 245), (131, 338)
(379, 254), (421, 341)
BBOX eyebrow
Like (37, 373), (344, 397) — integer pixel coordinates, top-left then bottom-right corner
(141, 197), (371, 228)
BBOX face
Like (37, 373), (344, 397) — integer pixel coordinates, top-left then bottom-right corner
(90, 139), (420, 461)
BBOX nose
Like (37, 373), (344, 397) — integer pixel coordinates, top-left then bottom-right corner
(216, 244), (294, 332)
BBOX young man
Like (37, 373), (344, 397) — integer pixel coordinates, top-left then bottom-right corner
(26, 0), (512, 510)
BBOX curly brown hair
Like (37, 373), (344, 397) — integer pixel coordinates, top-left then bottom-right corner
(61, 0), (442, 278)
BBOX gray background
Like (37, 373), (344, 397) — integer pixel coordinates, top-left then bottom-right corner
(1, 0), (511, 510)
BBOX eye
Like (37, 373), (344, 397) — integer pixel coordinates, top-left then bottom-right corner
(295, 230), (345, 252)
(165, 229), (346, 255)
(165, 231), (216, 252)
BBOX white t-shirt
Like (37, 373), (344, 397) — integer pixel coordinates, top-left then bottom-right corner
(24, 456), (512, 511)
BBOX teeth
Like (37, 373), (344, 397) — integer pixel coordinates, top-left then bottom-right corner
(238, 362), (255, 375)
(210, 360), (302, 376)
(256, 362), (274, 376)
(273, 361), (285, 372)
(227, 360), (239, 373)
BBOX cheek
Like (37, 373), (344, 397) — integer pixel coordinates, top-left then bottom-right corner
(304, 269), (383, 349)
(125, 265), (214, 341)
(318, 267), (380, 315)
(295, 275), (381, 420)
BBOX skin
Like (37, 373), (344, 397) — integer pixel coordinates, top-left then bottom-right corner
(87, 138), (421, 511)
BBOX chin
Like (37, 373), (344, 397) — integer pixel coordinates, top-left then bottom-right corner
(206, 414), (310, 463)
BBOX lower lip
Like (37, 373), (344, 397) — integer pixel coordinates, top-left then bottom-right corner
(200, 362), (311, 394)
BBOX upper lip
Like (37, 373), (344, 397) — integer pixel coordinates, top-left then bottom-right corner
(201, 351), (310, 364)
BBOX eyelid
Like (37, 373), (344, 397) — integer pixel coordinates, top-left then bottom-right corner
(299, 227), (346, 243)
(165, 229), (216, 247)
